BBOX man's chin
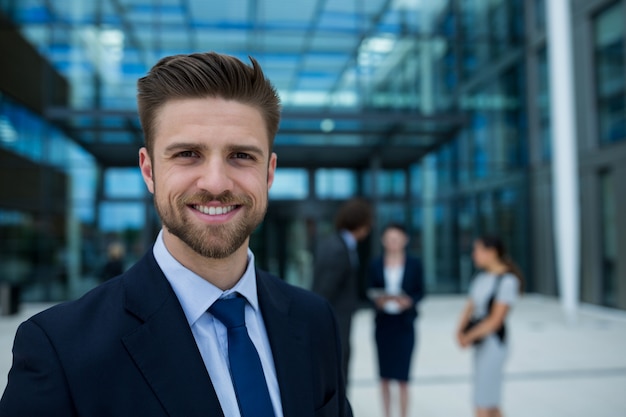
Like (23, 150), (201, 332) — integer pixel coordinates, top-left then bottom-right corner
(179, 231), (247, 260)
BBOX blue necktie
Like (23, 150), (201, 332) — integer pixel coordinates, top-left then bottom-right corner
(209, 297), (276, 417)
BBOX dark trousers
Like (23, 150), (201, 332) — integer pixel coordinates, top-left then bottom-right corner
(335, 311), (353, 385)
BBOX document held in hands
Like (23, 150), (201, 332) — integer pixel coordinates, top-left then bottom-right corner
(367, 288), (407, 314)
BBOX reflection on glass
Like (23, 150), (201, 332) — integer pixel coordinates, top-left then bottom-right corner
(460, 0), (523, 78)
(376, 202), (407, 234)
(497, 186), (528, 286)
(600, 170), (617, 307)
(0, 94), (98, 300)
(104, 168), (146, 198)
(457, 197), (476, 290)
(472, 113), (489, 179)
(534, 0), (546, 32)
(537, 47), (551, 161)
(99, 202), (145, 232)
(269, 168), (308, 200)
(315, 169), (356, 199)
(478, 191), (495, 234)
(465, 67), (524, 178)
(436, 141), (456, 189)
(409, 163), (422, 197)
(457, 131), (472, 185)
(362, 170), (406, 198)
(594, 2), (626, 145)
(434, 202), (456, 292)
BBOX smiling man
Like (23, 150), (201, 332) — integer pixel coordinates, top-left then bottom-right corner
(0, 52), (352, 417)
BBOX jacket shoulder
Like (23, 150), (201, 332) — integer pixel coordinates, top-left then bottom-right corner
(257, 270), (334, 316)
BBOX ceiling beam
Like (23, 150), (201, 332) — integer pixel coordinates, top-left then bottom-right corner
(45, 106), (467, 125)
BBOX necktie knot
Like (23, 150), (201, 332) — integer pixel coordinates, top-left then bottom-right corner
(209, 296), (246, 329)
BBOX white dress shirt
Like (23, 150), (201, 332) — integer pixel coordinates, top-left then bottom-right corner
(382, 264), (405, 314)
(384, 264), (404, 296)
(152, 231), (284, 417)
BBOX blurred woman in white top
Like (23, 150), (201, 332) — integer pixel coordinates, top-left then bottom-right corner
(455, 235), (523, 417)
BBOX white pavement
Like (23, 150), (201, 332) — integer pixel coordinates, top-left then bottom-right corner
(1, 295), (625, 417)
(348, 295), (626, 417)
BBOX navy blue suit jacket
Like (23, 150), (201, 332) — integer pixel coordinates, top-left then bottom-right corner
(0, 251), (351, 417)
(367, 256), (425, 320)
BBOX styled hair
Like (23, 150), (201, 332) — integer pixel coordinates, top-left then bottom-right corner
(137, 52), (281, 156)
(382, 222), (407, 235)
(477, 234), (524, 294)
(335, 198), (373, 232)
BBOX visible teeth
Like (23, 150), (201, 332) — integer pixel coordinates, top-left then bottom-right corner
(194, 205), (235, 215)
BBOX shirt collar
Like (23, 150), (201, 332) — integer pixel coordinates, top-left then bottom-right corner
(340, 229), (357, 250)
(152, 230), (259, 327)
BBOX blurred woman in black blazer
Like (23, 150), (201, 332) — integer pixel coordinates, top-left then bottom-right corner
(367, 223), (425, 417)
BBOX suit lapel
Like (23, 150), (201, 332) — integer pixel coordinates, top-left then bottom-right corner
(401, 257), (412, 291)
(256, 270), (316, 417)
(121, 252), (223, 417)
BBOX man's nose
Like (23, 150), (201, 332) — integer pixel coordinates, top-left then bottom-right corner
(195, 157), (234, 194)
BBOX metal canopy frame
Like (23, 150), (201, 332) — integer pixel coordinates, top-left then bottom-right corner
(44, 107), (465, 168)
(5, 0), (461, 169)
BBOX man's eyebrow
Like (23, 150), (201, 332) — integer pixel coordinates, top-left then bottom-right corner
(163, 142), (207, 153)
(227, 144), (266, 156)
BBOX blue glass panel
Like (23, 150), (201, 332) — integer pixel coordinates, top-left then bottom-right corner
(104, 168), (146, 198)
(99, 202), (145, 232)
(316, 169), (356, 199)
(269, 168), (308, 199)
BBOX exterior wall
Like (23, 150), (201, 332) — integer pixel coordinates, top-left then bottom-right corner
(573, 0), (626, 309)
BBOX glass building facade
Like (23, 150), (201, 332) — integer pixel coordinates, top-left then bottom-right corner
(0, 0), (625, 309)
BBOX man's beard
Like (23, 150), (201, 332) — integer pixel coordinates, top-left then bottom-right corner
(155, 189), (267, 259)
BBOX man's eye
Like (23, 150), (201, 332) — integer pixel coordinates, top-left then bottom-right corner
(178, 151), (197, 158)
(233, 152), (253, 160)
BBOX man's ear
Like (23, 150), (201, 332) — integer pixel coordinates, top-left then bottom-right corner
(267, 152), (277, 189)
(139, 147), (155, 194)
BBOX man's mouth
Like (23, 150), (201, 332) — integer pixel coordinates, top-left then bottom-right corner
(191, 205), (237, 216)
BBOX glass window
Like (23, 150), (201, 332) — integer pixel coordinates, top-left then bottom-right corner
(534, 0), (546, 32)
(409, 163), (422, 197)
(457, 197), (476, 290)
(499, 67), (525, 169)
(466, 67), (525, 179)
(269, 168), (309, 200)
(594, 2), (626, 145)
(478, 191), (495, 234)
(599, 170), (618, 307)
(0, 209), (34, 285)
(376, 202), (407, 232)
(495, 186), (528, 283)
(315, 169), (356, 199)
(460, 0), (490, 78)
(488, 0), (510, 58)
(409, 205), (422, 255)
(472, 112), (489, 179)
(362, 170), (406, 198)
(1, 93), (99, 301)
(537, 47), (551, 161)
(434, 201), (457, 292)
(436, 142), (455, 189)
(99, 202), (145, 232)
(104, 168), (146, 198)
(456, 131), (472, 185)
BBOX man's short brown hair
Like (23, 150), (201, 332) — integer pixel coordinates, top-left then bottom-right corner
(334, 198), (373, 232)
(137, 52), (281, 156)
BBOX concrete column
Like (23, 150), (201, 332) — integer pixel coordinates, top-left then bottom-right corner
(546, 0), (580, 323)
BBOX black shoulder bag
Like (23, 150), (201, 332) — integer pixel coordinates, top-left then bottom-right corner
(463, 274), (506, 346)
